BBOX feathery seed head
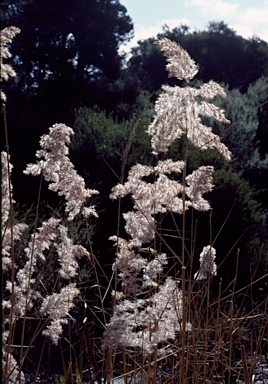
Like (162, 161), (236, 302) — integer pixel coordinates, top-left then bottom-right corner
(156, 37), (199, 81)
(0, 26), (20, 102)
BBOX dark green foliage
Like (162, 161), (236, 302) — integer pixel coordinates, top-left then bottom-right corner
(127, 22), (268, 95)
(2, 2), (267, 293)
(1, 0), (134, 115)
(70, 105), (268, 287)
(212, 77), (268, 171)
(1, 0), (134, 122)
(1, 0), (133, 92)
(210, 169), (268, 283)
(166, 138), (268, 286)
(72, 107), (152, 168)
(2, 10), (268, 379)
(70, 108), (154, 272)
(126, 38), (167, 93)
(204, 77), (268, 213)
(1, 0), (134, 203)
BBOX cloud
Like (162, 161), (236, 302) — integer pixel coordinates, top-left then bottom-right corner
(121, 18), (192, 54)
(234, 3), (268, 41)
(231, 24), (254, 39)
(239, 6), (268, 26)
(187, 0), (239, 18)
(260, 29), (268, 42)
(134, 17), (192, 41)
(186, 0), (268, 42)
(233, 23), (268, 42)
(120, 0), (268, 57)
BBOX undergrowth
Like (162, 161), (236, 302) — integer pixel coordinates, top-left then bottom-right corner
(1, 27), (267, 384)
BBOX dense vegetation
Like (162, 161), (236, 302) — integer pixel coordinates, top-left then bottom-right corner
(3, 1), (267, 271)
(1, 1), (268, 381)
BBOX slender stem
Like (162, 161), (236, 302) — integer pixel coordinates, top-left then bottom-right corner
(19, 175), (42, 371)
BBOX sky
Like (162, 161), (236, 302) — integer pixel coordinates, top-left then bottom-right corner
(120, 0), (268, 53)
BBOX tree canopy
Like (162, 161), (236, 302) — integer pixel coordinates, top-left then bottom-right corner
(2, 0), (133, 90)
(1, 0), (134, 186)
(127, 22), (268, 94)
(1, 6), (267, 278)
(1, 0), (134, 124)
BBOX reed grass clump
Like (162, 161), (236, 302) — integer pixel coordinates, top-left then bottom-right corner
(1, 26), (267, 384)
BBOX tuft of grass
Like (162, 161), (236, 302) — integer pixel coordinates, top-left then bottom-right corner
(1, 31), (267, 384)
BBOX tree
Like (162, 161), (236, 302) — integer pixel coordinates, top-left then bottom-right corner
(210, 78), (268, 170)
(1, 0), (134, 131)
(1, 0), (134, 204)
(1, 0), (133, 95)
(127, 22), (268, 95)
(209, 77), (268, 209)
